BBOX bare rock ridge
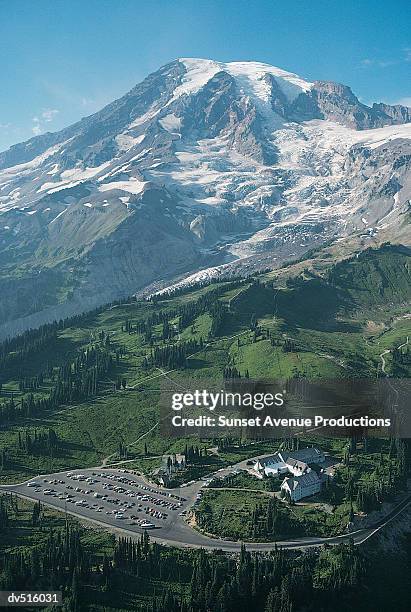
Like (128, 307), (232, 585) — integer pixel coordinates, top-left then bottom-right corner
(0, 58), (410, 338)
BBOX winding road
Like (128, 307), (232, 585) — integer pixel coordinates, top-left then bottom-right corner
(379, 335), (409, 375)
(2, 331), (410, 552)
(1, 464), (409, 552)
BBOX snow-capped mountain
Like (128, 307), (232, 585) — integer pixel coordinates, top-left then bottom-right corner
(0, 58), (410, 335)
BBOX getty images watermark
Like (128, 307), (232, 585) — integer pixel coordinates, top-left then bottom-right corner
(160, 378), (411, 438)
(169, 388), (391, 429)
(171, 388), (286, 411)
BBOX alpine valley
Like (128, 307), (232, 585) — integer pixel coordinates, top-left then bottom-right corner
(0, 58), (410, 338)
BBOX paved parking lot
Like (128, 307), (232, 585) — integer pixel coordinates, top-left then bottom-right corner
(4, 468), (204, 540)
(3, 463), (406, 552)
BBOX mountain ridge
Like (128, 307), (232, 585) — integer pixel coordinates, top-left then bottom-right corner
(2, 58), (411, 169)
(0, 58), (409, 336)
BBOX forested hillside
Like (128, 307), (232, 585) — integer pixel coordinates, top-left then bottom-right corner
(0, 245), (409, 483)
(1, 493), (410, 611)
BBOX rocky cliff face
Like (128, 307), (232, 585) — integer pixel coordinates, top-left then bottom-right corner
(0, 58), (410, 336)
(289, 80), (410, 129)
(372, 102), (411, 125)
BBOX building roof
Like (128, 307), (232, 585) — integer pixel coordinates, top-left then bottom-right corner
(281, 447), (323, 464)
(282, 470), (320, 491)
(256, 453), (283, 468)
(286, 458), (309, 472)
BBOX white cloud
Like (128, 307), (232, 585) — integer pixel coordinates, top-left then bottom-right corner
(41, 108), (59, 122)
(379, 96), (411, 108)
(360, 49), (411, 69)
(81, 96), (97, 107)
(360, 58), (397, 68)
(41, 79), (115, 114)
(392, 97), (411, 107)
(31, 108), (59, 136)
(378, 60), (396, 68)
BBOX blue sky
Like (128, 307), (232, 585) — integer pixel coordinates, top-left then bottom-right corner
(0, 0), (410, 151)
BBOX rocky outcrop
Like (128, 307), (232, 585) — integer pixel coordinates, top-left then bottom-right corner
(289, 81), (411, 130)
(266, 73), (290, 118)
(180, 71), (238, 137)
(372, 102), (411, 125)
(0, 58), (410, 335)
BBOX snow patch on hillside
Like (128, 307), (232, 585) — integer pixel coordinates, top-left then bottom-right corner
(38, 161), (110, 194)
(115, 133), (145, 152)
(98, 178), (146, 195)
(159, 113), (181, 133)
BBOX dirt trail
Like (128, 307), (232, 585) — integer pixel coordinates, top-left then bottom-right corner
(379, 335), (409, 375)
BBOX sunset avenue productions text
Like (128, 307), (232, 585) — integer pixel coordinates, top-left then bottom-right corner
(171, 415), (391, 429)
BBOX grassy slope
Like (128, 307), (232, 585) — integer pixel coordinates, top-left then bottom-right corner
(0, 245), (409, 483)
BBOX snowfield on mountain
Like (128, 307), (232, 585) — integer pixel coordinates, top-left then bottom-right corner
(0, 58), (409, 336)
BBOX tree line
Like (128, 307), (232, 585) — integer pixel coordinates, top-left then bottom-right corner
(0, 491), (393, 612)
(0, 343), (118, 427)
